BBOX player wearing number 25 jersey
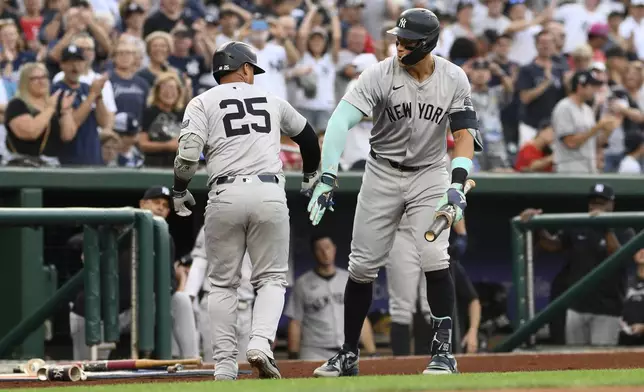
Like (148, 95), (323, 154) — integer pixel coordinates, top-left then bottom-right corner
(171, 41), (321, 381)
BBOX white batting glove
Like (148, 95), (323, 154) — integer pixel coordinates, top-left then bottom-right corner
(300, 171), (319, 198)
(173, 189), (196, 217)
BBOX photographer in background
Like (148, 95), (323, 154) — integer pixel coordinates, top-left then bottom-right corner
(520, 183), (636, 346)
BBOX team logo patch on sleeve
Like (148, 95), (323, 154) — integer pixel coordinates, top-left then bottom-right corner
(181, 119), (190, 129)
(463, 97), (473, 108)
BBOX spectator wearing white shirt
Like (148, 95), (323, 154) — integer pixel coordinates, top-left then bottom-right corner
(53, 33), (116, 130)
(503, 0), (553, 66)
(618, 0), (644, 60)
(247, 18), (289, 100)
(295, 4), (341, 133)
(335, 25), (367, 105)
(215, 6), (251, 49)
(339, 53), (378, 171)
(475, 0), (510, 36)
(555, 0), (608, 55)
(618, 132), (644, 174)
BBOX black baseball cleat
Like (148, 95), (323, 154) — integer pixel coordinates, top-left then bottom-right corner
(246, 349), (281, 379)
(423, 316), (459, 375)
(313, 348), (359, 377)
(423, 353), (458, 375)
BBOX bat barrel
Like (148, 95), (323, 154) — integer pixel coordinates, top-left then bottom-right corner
(425, 217), (448, 242)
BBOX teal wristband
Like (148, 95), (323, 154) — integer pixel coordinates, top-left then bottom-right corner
(451, 157), (473, 175)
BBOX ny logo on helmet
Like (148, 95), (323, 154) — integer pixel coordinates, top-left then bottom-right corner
(398, 18), (406, 28)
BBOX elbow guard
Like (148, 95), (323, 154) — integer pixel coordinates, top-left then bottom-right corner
(174, 133), (203, 181)
(449, 110), (484, 152)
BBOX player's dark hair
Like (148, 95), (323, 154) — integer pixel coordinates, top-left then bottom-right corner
(310, 233), (332, 252)
(534, 30), (552, 43)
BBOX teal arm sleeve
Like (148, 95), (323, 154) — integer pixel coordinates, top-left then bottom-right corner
(321, 100), (365, 175)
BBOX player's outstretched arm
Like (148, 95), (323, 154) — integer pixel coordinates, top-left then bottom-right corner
(306, 100), (364, 226)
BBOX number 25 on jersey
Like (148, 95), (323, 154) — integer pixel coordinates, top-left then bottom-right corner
(220, 97), (272, 137)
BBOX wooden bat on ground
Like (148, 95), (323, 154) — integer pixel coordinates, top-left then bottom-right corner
(424, 179), (476, 242)
(77, 357), (202, 372)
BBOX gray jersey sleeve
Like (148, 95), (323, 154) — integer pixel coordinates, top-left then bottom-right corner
(284, 277), (305, 322)
(448, 67), (474, 115)
(179, 97), (208, 143)
(277, 96), (307, 138)
(341, 62), (385, 116)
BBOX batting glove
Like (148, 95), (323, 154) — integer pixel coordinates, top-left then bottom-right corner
(307, 173), (337, 226)
(436, 184), (467, 223)
(300, 171), (320, 198)
(173, 189), (196, 217)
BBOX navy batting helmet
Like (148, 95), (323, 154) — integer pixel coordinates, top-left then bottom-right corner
(387, 8), (440, 66)
(212, 41), (265, 84)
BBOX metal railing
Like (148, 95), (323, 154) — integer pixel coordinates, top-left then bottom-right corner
(0, 208), (171, 359)
(495, 212), (644, 352)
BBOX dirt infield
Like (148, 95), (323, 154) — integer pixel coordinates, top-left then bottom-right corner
(1, 349), (644, 390)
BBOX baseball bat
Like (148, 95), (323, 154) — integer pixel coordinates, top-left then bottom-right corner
(424, 179), (476, 242)
(36, 365), (84, 382)
(78, 357), (202, 372)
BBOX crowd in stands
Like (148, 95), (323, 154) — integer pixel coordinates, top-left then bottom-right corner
(0, 0), (642, 174)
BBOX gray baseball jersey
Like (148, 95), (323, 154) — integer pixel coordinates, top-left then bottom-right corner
(343, 55), (473, 167)
(181, 81), (304, 378)
(180, 82), (307, 185)
(284, 268), (349, 352)
(341, 55), (470, 285)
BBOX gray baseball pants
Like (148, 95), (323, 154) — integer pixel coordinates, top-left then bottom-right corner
(204, 175), (289, 379)
(565, 309), (621, 346)
(349, 154), (451, 284)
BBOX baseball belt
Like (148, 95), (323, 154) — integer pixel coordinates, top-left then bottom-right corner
(369, 149), (420, 172)
(213, 174), (279, 186)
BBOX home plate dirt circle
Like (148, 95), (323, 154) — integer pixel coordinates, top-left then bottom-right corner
(1, 349), (643, 389)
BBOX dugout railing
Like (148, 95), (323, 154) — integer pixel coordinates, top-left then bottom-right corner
(494, 212), (644, 352)
(0, 208), (172, 360)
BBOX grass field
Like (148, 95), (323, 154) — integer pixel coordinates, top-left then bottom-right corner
(5, 369), (644, 392)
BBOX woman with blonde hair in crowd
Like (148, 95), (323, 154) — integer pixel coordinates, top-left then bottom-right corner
(0, 19), (37, 84)
(3, 62), (76, 164)
(136, 32), (178, 87)
(138, 72), (185, 167)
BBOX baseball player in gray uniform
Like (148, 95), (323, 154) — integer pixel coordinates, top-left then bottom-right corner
(171, 41), (321, 380)
(284, 234), (376, 360)
(307, 8), (483, 376)
(184, 226), (255, 363)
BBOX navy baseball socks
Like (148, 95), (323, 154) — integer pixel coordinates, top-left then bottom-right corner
(313, 278), (370, 377)
(390, 322), (411, 356)
(423, 269), (458, 375)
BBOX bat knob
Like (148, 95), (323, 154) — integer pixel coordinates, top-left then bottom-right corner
(424, 231), (436, 242)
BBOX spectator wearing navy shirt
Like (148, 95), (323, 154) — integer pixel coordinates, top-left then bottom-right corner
(136, 32), (178, 88)
(516, 30), (567, 148)
(51, 45), (110, 165)
(110, 40), (149, 122)
(168, 27), (206, 98)
(143, 0), (196, 38)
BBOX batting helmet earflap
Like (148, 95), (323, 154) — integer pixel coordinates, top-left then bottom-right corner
(387, 8), (440, 66)
(212, 41), (266, 84)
